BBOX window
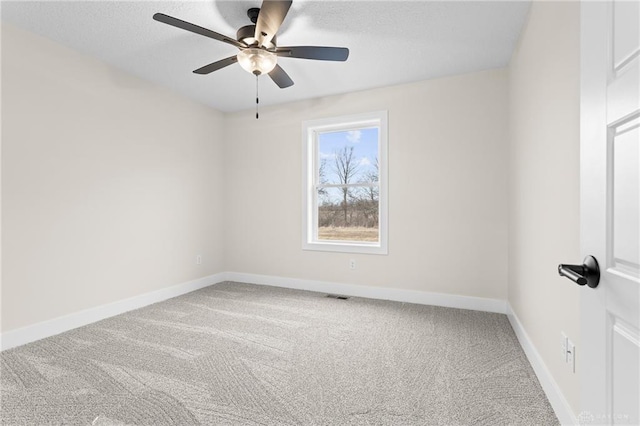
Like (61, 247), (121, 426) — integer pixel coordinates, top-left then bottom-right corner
(302, 111), (388, 254)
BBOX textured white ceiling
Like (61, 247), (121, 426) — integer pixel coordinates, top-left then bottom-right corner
(1, 1), (530, 112)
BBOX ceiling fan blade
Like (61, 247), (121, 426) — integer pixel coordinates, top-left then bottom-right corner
(276, 46), (349, 61)
(193, 56), (238, 75)
(268, 64), (294, 88)
(153, 13), (245, 49)
(254, 0), (292, 47)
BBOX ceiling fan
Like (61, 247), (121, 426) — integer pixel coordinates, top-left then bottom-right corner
(153, 0), (350, 90)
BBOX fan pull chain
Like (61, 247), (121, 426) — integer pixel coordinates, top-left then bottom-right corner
(255, 75), (259, 120)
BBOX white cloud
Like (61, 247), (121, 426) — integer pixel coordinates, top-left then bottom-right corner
(359, 157), (371, 167)
(346, 130), (362, 143)
(319, 152), (335, 159)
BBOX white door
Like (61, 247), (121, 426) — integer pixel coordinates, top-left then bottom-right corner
(581, 0), (640, 425)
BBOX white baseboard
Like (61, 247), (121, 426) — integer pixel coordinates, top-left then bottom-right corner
(507, 304), (578, 425)
(0, 272), (227, 351)
(225, 272), (507, 314)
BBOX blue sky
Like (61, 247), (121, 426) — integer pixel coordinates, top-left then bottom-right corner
(318, 127), (379, 184)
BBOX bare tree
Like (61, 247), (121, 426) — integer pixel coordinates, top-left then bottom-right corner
(364, 157), (379, 198)
(334, 146), (360, 225)
(346, 157), (379, 228)
(318, 158), (328, 200)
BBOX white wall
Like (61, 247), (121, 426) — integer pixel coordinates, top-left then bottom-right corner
(1, 24), (225, 332)
(508, 1), (581, 414)
(223, 69), (509, 301)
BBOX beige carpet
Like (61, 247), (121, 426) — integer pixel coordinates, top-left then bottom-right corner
(1, 281), (558, 425)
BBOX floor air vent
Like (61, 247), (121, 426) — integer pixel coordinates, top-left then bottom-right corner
(326, 294), (350, 300)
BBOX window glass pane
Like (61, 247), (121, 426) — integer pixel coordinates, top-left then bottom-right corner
(317, 187), (379, 242)
(317, 128), (379, 185)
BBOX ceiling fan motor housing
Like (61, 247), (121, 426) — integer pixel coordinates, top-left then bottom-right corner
(237, 24), (276, 49)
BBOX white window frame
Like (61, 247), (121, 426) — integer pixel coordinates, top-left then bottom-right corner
(302, 111), (388, 255)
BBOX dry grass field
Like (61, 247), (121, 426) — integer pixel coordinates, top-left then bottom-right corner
(318, 226), (379, 242)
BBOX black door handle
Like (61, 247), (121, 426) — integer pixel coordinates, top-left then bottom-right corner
(558, 255), (600, 288)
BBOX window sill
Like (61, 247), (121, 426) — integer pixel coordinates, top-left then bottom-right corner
(302, 241), (388, 255)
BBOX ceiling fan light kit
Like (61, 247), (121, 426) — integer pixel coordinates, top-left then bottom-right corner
(237, 48), (277, 75)
(153, 0), (349, 118)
